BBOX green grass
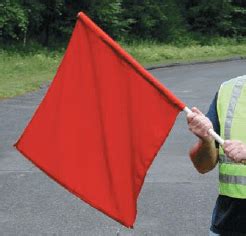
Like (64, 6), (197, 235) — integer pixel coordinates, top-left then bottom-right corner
(0, 49), (63, 98)
(1, 38), (246, 98)
(122, 40), (246, 66)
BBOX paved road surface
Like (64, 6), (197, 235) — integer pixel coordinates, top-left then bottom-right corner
(0, 60), (245, 235)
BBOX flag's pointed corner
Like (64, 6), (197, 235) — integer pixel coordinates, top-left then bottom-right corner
(77, 11), (83, 19)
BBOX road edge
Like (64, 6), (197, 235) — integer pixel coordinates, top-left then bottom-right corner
(146, 56), (246, 70)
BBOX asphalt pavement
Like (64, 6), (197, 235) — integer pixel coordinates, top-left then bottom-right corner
(0, 60), (245, 236)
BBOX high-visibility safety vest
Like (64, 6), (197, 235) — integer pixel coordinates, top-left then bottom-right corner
(217, 75), (246, 199)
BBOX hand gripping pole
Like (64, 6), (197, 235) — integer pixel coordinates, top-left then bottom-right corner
(183, 106), (224, 146)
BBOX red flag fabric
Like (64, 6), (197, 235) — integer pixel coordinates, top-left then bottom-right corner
(15, 12), (185, 227)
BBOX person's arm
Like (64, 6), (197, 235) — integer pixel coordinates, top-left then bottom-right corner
(187, 107), (219, 174)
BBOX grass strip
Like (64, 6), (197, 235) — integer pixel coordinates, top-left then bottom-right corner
(1, 41), (246, 98)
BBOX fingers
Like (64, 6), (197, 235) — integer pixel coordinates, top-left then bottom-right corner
(191, 107), (204, 115)
(190, 116), (211, 136)
(223, 140), (243, 152)
(187, 107), (204, 123)
(186, 107), (213, 142)
(187, 107), (203, 120)
(223, 140), (246, 162)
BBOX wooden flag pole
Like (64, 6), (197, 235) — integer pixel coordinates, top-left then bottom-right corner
(183, 106), (225, 146)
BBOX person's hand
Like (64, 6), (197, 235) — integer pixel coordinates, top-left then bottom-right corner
(223, 140), (246, 163)
(187, 107), (214, 143)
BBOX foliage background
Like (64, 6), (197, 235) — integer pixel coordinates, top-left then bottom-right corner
(1, 0), (245, 47)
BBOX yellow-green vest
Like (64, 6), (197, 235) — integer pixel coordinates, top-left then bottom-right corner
(217, 75), (246, 199)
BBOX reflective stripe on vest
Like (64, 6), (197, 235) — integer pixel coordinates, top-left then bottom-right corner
(219, 160), (246, 198)
(224, 78), (246, 140)
(217, 75), (246, 199)
(220, 173), (246, 185)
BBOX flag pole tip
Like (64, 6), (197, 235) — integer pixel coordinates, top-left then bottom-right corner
(77, 12), (83, 18)
(183, 106), (192, 114)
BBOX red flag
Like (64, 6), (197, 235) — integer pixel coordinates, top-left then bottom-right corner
(15, 12), (185, 227)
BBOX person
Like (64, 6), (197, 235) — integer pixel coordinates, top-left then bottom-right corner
(186, 75), (246, 235)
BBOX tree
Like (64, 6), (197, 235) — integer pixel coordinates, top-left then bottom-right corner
(87, 0), (132, 40)
(122, 0), (184, 41)
(0, 0), (28, 43)
(230, 0), (246, 36)
(1, 0), (245, 46)
(186, 0), (233, 36)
